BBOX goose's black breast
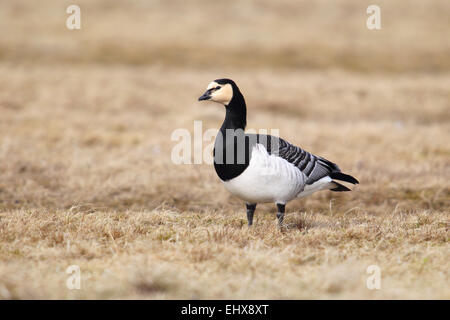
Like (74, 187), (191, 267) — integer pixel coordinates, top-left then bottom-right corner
(213, 133), (280, 181)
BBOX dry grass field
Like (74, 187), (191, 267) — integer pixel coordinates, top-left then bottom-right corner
(0, 0), (449, 299)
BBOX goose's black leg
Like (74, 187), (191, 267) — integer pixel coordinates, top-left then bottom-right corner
(246, 203), (256, 226)
(276, 203), (285, 226)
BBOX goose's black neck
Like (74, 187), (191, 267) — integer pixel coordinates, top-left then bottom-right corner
(220, 89), (247, 133)
(214, 86), (249, 181)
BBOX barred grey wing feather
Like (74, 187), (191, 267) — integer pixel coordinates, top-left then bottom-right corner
(247, 134), (342, 185)
(271, 137), (341, 185)
(306, 160), (332, 184)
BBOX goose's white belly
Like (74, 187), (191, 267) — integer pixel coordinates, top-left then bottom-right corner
(222, 144), (306, 203)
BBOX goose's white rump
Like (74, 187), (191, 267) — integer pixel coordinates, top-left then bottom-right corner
(223, 144), (306, 203)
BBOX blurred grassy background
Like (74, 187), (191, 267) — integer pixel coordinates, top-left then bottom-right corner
(0, 0), (449, 299)
(0, 0), (449, 72)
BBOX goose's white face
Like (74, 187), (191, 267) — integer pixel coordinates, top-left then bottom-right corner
(198, 81), (233, 105)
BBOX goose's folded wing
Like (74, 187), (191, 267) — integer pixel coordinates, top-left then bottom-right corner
(277, 138), (341, 184)
(255, 134), (340, 185)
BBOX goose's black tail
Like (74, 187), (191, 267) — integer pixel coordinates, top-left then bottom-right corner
(329, 172), (359, 192)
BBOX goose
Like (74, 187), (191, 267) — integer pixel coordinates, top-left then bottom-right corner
(198, 78), (359, 227)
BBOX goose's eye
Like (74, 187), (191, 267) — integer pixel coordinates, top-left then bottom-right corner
(215, 86), (221, 90)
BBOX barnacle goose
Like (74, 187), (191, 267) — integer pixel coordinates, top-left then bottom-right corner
(198, 79), (359, 227)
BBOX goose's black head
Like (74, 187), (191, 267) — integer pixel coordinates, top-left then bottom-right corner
(199, 78), (247, 130)
(198, 78), (242, 107)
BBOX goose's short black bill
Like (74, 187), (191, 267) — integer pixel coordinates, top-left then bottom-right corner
(198, 91), (211, 101)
